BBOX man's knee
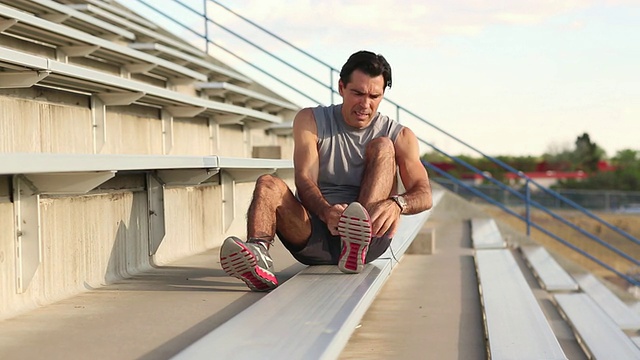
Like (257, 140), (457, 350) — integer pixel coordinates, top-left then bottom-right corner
(254, 174), (287, 195)
(366, 137), (395, 158)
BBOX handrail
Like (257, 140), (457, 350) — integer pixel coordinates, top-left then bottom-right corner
(425, 162), (640, 287)
(122, 0), (640, 286)
(419, 143), (639, 267)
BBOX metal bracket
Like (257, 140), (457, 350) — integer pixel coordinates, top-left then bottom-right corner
(147, 173), (165, 256)
(13, 175), (41, 293)
(24, 171), (116, 194)
(0, 19), (18, 32)
(220, 171), (235, 232)
(165, 106), (206, 118)
(224, 168), (276, 183)
(123, 63), (157, 74)
(168, 77), (196, 86)
(0, 71), (50, 89)
(216, 114), (246, 125)
(97, 91), (145, 106)
(38, 13), (71, 23)
(209, 117), (219, 154)
(156, 168), (219, 186)
(91, 95), (107, 153)
(161, 110), (173, 155)
(59, 45), (100, 57)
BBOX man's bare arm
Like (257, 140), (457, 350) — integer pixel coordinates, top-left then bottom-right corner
(394, 127), (433, 213)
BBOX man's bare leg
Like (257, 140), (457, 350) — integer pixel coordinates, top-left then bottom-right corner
(337, 137), (397, 273)
(220, 174), (312, 291)
(358, 137), (397, 208)
(247, 174), (312, 250)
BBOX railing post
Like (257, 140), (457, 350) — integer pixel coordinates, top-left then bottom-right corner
(203, 0), (210, 53)
(396, 105), (400, 124)
(330, 68), (334, 104)
(525, 179), (531, 236)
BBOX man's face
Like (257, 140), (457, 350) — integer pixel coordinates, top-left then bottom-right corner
(339, 69), (385, 129)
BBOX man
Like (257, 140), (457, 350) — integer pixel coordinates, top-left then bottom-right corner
(220, 50), (432, 291)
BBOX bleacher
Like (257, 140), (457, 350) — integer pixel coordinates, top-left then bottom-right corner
(2, 1), (640, 359)
(0, 0), (296, 316)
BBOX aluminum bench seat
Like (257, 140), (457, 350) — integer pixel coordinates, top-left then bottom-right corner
(67, 3), (203, 58)
(470, 217), (506, 249)
(475, 249), (567, 360)
(573, 273), (640, 330)
(195, 82), (298, 114)
(81, 0), (158, 30)
(520, 245), (579, 292)
(555, 293), (640, 359)
(172, 190), (444, 360)
(0, 46), (281, 126)
(130, 43), (252, 84)
(3, 0), (135, 40)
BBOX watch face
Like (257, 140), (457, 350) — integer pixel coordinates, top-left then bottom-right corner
(393, 195), (407, 212)
(398, 195), (407, 209)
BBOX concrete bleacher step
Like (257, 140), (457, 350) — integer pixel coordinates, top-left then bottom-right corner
(520, 245), (579, 292)
(555, 293), (640, 359)
(475, 249), (567, 360)
(470, 217), (506, 249)
(573, 273), (640, 330)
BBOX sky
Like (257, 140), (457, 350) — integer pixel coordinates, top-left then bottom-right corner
(121, 0), (640, 158)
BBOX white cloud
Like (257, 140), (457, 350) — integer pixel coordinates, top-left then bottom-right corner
(210, 0), (612, 48)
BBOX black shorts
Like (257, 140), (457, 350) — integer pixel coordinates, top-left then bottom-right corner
(278, 212), (392, 266)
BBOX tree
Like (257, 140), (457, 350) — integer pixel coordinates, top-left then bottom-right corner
(555, 149), (640, 191)
(574, 133), (605, 173)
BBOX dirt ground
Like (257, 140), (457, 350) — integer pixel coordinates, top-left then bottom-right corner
(480, 204), (640, 288)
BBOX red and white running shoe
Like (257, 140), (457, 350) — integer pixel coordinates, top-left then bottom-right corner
(337, 202), (373, 274)
(220, 236), (278, 291)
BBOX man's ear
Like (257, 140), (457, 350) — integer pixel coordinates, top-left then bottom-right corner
(338, 79), (345, 96)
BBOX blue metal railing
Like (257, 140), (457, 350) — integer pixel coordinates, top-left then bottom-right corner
(123, 0), (640, 286)
(425, 162), (640, 286)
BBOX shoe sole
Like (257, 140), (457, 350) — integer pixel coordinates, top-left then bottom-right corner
(220, 237), (278, 291)
(337, 202), (372, 274)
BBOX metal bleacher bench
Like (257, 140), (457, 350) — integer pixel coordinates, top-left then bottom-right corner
(0, 2), (206, 83)
(195, 82), (299, 113)
(6, 0), (136, 40)
(173, 190), (444, 360)
(0, 45), (281, 126)
(472, 218), (567, 360)
(573, 273), (640, 330)
(130, 43), (252, 84)
(470, 217), (506, 249)
(1, 152), (293, 292)
(519, 245), (579, 292)
(67, 2), (204, 58)
(555, 293), (640, 359)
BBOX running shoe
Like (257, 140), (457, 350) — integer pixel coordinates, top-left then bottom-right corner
(220, 236), (278, 291)
(337, 202), (373, 273)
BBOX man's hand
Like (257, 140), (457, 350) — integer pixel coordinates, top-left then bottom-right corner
(368, 199), (401, 238)
(322, 203), (348, 236)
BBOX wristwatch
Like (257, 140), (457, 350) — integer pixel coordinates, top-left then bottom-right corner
(390, 195), (408, 214)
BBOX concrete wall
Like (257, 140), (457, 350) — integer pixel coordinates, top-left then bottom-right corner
(0, 181), (245, 320)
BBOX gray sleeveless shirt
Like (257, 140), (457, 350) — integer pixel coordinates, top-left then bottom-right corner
(312, 104), (404, 205)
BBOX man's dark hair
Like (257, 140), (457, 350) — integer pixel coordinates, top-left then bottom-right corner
(339, 50), (392, 90)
